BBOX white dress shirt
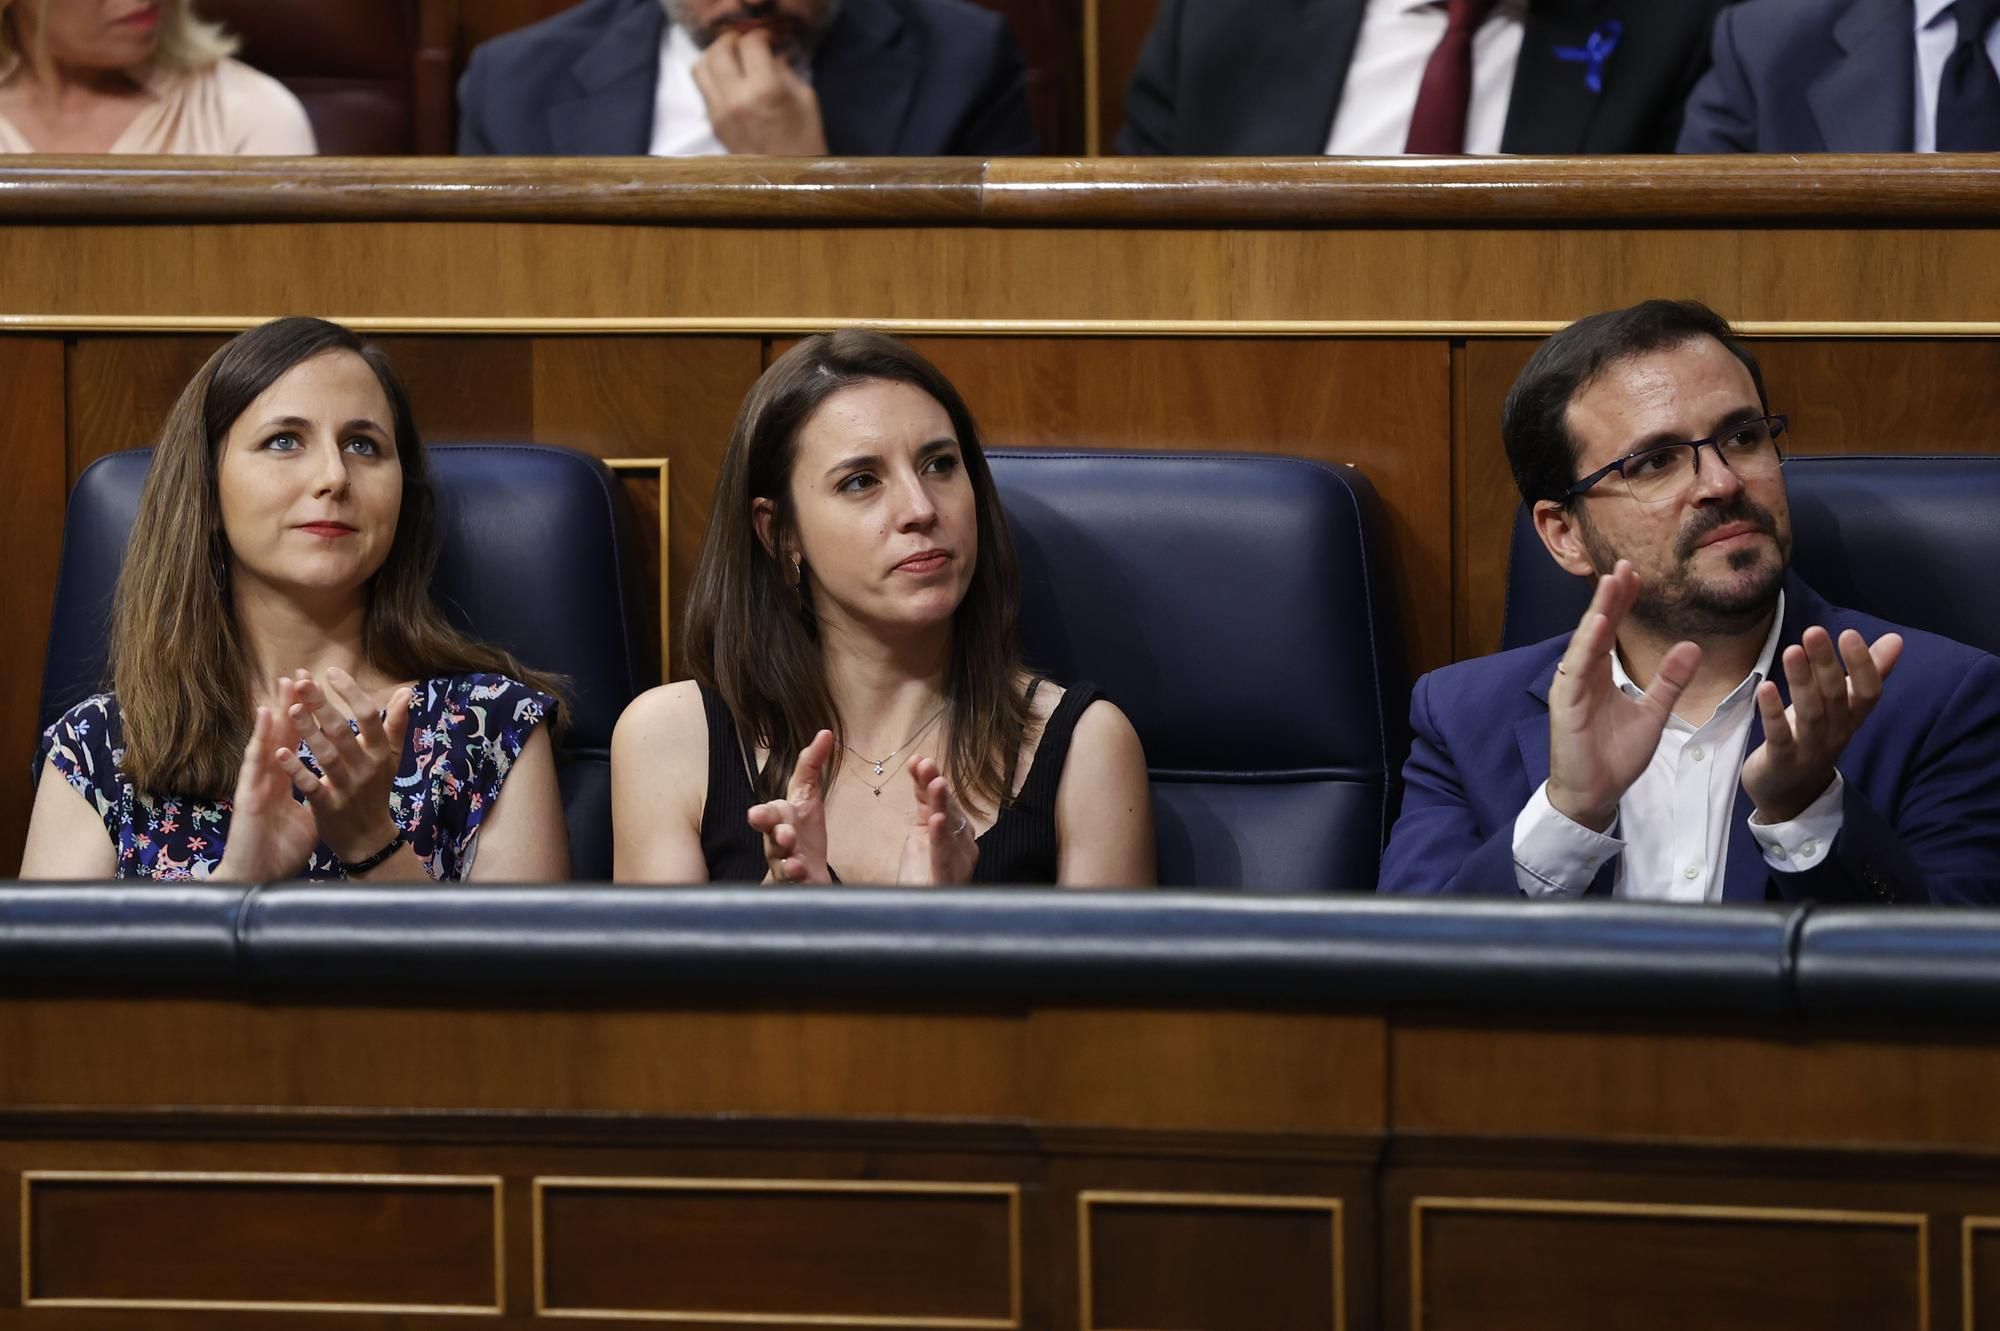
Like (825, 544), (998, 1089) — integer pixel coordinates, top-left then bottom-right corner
(1512, 594), (1847, 901)
(650, 18), (728, 157)
(1915, 0), (2000, 152)
(1325, 0), (1528, 156)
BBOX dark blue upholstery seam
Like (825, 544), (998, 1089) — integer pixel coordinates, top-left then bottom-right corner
(993, 449), (1396, 830)
(1148, 767), (1381, 783)
(231, 883), (263, 979)
(1778, 900), (1814, 1021)
(438, 444), (648, 691)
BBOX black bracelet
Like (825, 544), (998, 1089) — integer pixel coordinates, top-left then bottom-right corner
(341, 830), (406, 877)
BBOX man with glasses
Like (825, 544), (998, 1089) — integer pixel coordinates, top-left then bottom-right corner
(1379, 299), (2000, 903)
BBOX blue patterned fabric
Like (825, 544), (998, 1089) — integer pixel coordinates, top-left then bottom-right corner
(35, 674), (554, 881)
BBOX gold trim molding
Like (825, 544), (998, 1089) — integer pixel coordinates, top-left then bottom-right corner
(19, 1169), (505, 1316)
(1411, 1196), (1930, 1331)
(531, 1175), (1022, 1327)
(7, 315), (2000, 338)
(1962, 1216), (2000, 1330)
(1077, 1189), (1346, 1331)
(605, 457), (671, 675)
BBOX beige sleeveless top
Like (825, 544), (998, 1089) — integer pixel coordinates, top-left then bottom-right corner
(0, 57), (315, 155)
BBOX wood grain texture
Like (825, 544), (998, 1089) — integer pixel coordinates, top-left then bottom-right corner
(529, 336), (759, 674)
(1094, 0), (1159, 154)
(0, 998), (1386, 1135)
(0, 338), (69, 876)
(889, 336), (1454, 672)
(26, 1175), (498, 1310)
(1085, 1197), (1338, 1331)
(66, 335), (226, 467)
(538, 1182), (1015, 1321)
(1393, 1018), (2000, 1152)
(10, 157), (2000, 223)
(1410, 1200), (1922, 1331)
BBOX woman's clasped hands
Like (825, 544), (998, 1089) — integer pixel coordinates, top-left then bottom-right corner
(748, 732), (980, 886)
(217, 668), (414, 882)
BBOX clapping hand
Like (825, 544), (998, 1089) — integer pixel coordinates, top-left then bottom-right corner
(691, 28), (829, 155)
(216, 669), (412, 880)
(1741, 626), (1901, 823)
(896, 756), (979, 886)
(1546, 561), (1703, 832)
(748, 729), (834, 884)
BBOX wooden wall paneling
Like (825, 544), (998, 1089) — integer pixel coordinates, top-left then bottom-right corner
(23, 1172), (502, 1313)
(1391, 1017), (2000, 1154)
(536, 1178), (1019, 1324)
(0, 998), (1381, 1136)
(1080, 1192), (1342, 1331)
(1967, 1218), (2000, 1331)
(1455, 338), (1535, 660)
(529, 336), (761, 677)
(0, 338), (68, 877)
(66, 335), (226, 468)
(1407, 1197), (1924, 1331)
(371, 335), (535, 442)
(893, 336), (1455, 673)
(1093, 0), (1159, 153)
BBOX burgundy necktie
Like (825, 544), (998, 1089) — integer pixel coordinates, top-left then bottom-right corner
(1405, 0), (1501, 154)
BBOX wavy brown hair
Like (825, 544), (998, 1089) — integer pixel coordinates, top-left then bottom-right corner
(112, 317), (561, 799)
(682, 331), (1029, 817)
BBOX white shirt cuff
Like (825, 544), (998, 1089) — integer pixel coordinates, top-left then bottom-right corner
(1748, 772), (1845, 872)
(1512, 781), (1624, 898)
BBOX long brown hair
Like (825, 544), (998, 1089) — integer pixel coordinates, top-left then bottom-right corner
(682, 331), (1029, 816)
(112, 317), (560, 799)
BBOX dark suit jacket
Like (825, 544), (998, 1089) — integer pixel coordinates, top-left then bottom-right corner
(1117, 0), (1731, 155)
(458, 0), (1039, 155)
(1377, 576), (2000, 904)
(1678, 0), (1914, 152)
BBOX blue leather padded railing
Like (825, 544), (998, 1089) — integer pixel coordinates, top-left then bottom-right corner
(1501, 455), (2000, 655)
(0, 883), (1859, 1018)
(35, 444), (654, 880)
(990, 451), (1406, 892)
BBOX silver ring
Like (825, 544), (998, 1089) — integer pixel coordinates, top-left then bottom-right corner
(953, 816), (969, 837)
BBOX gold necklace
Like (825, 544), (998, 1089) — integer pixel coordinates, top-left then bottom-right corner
(842, 701), (949, 797)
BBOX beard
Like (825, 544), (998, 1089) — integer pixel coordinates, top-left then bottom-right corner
(664, 0), (841, 62)
(1578, 496), (1791, 639)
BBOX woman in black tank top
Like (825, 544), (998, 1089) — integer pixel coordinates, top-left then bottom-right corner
(611, 332), (1155, 887)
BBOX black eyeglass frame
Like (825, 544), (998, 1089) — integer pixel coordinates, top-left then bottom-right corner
(1562, 414), (1790, 504)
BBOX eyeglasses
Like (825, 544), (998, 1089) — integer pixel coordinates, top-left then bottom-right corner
(1565, 414), (1789, 506)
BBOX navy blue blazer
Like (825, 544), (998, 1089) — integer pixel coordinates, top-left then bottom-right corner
(1678, 0), (1915, 152)
(458, 0), (1039, 156)
(1379, 576), (2000, 904)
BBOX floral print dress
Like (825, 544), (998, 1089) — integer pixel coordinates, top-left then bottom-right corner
(35, 674), (555, 880)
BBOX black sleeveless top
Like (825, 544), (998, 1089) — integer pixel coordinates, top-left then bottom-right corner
(697, 680), (1100, 885)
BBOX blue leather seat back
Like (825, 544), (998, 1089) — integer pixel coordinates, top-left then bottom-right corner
(989, 450), (1405, 891)
(36, 444), (652, 879)
(1503, 455), (2000, 656)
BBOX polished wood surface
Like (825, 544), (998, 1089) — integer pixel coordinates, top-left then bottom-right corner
(1, 992), (1999, 1329)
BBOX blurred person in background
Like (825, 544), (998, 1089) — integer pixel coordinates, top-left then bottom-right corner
(1680, 0), (2000, 151)
(458, 0), (1038, 156)
(1119, 0), (1730, 156)
(0, 0), (313, 153)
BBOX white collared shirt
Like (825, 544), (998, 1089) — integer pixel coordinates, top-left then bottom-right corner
(1324, 0), (1528, 156)
(1915, 0), (2000, 152)
(650, 15), (728, 157)
(1512, 593), (1847, 901)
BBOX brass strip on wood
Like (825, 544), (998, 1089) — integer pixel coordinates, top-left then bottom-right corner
(19, 1169), (505, 1316)
(1409, 1196), (1930, 1331)
(4, 314), (1999, 338)
(605, 457), (671, 675)
(531, 1175), (1021, 1328)
(1961, 1216), (2000, 1331)
(1076, 1189), (1346, 1331)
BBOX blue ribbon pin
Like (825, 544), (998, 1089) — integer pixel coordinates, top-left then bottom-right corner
(1553, 20), (1623, 95)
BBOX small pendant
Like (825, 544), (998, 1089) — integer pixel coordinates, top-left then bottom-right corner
(873, 763), (885, 776)
(873, 788), (881, 797)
